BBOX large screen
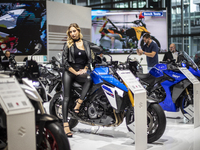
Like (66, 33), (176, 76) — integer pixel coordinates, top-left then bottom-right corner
(0, 2), (46, 55)
(92, 9), (167, 54)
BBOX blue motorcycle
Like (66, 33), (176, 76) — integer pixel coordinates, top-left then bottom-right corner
(49, 52), (166, 143)
(129, 51), (198, 121)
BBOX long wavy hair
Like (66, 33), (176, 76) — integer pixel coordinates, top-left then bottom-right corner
(66, 23), (83, 48)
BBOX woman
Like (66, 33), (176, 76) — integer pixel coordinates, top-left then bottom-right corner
(62, 23), (93, 137)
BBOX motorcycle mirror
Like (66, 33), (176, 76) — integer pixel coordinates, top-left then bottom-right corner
(90, 45), (103, 53)
(34, 43), (42, 54)
(57, 53), (62, 61)
(31, 43), (42, 60)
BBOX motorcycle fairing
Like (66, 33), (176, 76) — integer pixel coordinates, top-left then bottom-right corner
(188, 67), (200, 77)
(131, 26), (149, 41)
(171, 79), (191, 103)
(159, 70), (188, 112)
(101, 84), (124, 110)
(91, 67), (109, 84)
(101, 75), (128, 92)
(154, 63), (168, 70)
(149, 67), (164, 78)
(91, 67), (128, 92)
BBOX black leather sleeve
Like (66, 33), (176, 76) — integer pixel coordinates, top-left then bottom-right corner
(62, 43), (71, 70)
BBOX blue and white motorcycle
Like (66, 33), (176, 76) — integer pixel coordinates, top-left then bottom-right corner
(129, 51), (198, 121)
(49, 51), (166, 143)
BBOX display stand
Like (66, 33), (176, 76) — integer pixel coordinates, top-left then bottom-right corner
(0, 75), (36, 150)
(179, 67), (200, 128)
(117, 70), (147, 150)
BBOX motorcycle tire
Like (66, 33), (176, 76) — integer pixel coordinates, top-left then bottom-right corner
(126, 103), (166, 143)
(49, 92), (79, 129)
(36, 121), (70, 150)
(140, 36), (161, 50)
(147, 103), (166, 143)
(179, 91), (193, 121)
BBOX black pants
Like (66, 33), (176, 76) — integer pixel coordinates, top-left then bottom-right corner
(62, 70), (92, 122)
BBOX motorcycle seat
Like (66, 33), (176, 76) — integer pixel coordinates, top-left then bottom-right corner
(136, 72), (151, 79)
(72, 82), (82, 88)
(136, 72), (156, 85)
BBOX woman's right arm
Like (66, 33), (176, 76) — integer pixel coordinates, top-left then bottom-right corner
(62, 43), (80, 75)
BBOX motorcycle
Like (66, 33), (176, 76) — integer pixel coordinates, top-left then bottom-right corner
(49, 48), (166, 143)
(0, 44), (70, 150)
(128, 51), (197, 121)
(39, 56), (63, 98)
(97, 18), (160, 50)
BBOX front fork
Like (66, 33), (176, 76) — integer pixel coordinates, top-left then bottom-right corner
(185, 88), (192, 106)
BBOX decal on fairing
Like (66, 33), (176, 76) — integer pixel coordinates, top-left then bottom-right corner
(101, 84), (124, 109)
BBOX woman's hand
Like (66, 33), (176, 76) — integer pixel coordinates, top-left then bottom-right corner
(75, 69), (87, 75)
(79, 69), (87, 74)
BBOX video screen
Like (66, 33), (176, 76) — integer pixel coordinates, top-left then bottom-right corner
(92, 9), (167, 54)
(0, 2), (46, 55)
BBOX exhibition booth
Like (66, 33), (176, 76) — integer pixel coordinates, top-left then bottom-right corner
(0, 1), (200, 150)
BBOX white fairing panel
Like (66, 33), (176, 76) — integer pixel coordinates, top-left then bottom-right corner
(101, 84), (124, 110)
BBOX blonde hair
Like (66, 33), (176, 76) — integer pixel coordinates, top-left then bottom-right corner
(66, 23), (83, 48)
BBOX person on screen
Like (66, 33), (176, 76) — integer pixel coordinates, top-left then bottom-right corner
(137, 33), (159, 71)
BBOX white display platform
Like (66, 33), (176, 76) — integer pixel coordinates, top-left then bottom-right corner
(0, 75), (36, 150)
(179, 67), (200, 128)
(117, 70), (147, 150)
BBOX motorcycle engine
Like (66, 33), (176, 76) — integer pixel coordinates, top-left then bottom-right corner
(88, 102), (104, 119)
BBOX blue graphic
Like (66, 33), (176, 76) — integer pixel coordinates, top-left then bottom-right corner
(142, 12), (163, 16)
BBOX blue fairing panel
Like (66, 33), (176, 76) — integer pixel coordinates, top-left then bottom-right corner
(91, 67), (109, 84)
(101, 75), (128, 92)
(149, 67), (164, 78)
(155, 63), (167, 70)
(188, 67), (200, 77)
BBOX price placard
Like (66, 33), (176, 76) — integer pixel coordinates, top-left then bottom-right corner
(179, 67), (199, 84)
(117, 70), (145, 93)
(0, 76), (32, 112)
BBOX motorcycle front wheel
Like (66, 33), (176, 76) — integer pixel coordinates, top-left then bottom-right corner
(126, 103), (166, 143)
(179, 88), (193, 121)
(36, 121), (70, 150)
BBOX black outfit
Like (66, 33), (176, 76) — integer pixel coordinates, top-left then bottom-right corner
(162, 51), (173, 61)
(62, 40), (92, 122)
(163, 50), (179, 62)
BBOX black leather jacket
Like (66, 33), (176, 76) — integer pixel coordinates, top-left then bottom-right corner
(62, 40), (93, 70)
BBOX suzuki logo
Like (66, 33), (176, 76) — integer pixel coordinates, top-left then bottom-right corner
(139, 102), (143, 108)
(18, 126), (26, 137)
(172, 74), (180, 78)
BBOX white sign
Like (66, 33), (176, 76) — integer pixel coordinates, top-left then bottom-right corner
(179, 67), (199, 84)
(117, 70), (145, 93)
(0, 77), (32, 112)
